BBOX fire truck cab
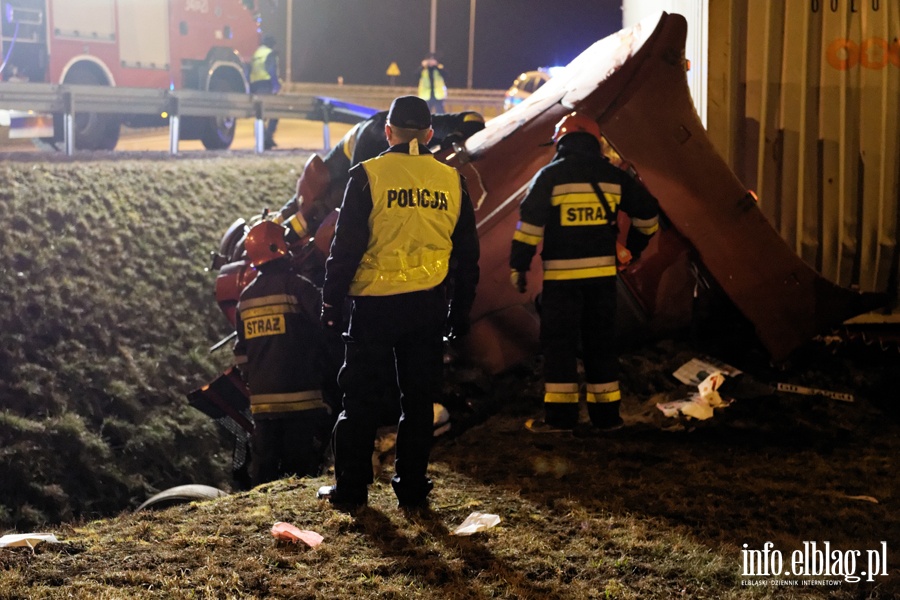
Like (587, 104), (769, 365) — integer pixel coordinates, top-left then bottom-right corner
(1, 0), (260, 150)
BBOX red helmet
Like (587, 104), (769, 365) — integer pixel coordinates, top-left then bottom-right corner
(244, 220), (288, 267)
(551, 111), (601, 144)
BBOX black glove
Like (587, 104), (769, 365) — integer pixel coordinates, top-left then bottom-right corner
(321, 303), (343, 333)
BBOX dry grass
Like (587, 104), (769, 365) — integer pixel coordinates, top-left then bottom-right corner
(0, 151), (897, 599)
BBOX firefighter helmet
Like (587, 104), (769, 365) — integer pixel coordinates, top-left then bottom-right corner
(551, 112), (601, 144)
(244, 220), (288, 267)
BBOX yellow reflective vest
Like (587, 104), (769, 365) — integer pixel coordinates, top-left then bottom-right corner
(349, 150), (462, 296)
(418, 65), (447, 101)
(250, 45), (274, 84)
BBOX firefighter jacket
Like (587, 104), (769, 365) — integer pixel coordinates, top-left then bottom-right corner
(418, 64), (447, 101)
(510, 133), (659, 280)
(233, 260), (330, 418)
(323, 142), (479, 316)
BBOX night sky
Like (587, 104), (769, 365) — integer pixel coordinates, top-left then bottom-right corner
(279, 1), (624, 89)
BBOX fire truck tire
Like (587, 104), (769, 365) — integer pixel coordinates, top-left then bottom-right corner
(62, 67), (121, 151)
(201, 77), (238, 150)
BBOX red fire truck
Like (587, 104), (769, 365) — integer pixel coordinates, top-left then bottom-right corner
(1, 0), (260, 150)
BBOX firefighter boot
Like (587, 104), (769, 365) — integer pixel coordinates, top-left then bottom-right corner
(588, 400), (624, 432)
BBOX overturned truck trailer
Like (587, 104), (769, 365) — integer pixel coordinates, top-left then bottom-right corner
(450, 10), (887, 373)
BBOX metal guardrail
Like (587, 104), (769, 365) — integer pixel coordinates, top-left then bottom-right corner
(288, 82), (507, 117)
(0, 81), (507, 155)
(0, 82), (346, 155)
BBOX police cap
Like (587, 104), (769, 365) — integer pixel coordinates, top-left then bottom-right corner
(387, 96), (432, 130)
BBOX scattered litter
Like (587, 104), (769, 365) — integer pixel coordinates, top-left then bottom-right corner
(451, 512), (501, 536)
(657, 371), (732, 421)
(433, 402), (451, 437)
(775, 383), (854, 403)
(672, 357), (742, 386)
(0, 533), (60, 549)
(844, 495), (878, 504)
(271, 522), (323, 547)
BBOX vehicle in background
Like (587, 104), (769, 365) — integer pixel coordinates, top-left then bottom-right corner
(0, 0), (260, 150)
(502, 67), (563, 111)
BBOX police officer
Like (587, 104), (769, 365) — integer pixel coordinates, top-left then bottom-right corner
(510, 112), (659, 432)
(233, 220), (335, 485)
(249, 34), (281, 150)
(417, 53), (447, 113)
(273, 110), (486, 247)
(317, 96), (480, 509)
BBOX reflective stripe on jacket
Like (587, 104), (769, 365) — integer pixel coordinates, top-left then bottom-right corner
(350, 148), (462, 296)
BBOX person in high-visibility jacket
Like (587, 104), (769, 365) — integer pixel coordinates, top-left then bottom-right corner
(233, 220), (339, 485)
(249, 34), (281, 150)
(417, 53), (447, 113)
(317, 96), (480, 509)
(510, 112), (659, 432)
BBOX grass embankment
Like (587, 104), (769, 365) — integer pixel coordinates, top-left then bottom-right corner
(0, 153), (897, 599)
(0, 153), (305, 527)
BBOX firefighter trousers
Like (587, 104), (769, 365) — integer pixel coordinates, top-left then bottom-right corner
(540, 277), (620, 428)
(331, 288), (445, 502)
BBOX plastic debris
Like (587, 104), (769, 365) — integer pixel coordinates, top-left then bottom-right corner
(672, 357), (742, 386)
(451, 512), (501, 536)
(657, 371), (732, 421)
(271, 522), (323, 547)
(0, 533), (60, 549)
(433, 402), (451, 437)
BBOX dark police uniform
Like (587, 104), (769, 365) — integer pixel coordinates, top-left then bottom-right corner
(234, 259), (333, 484)
(321, 96), (480, 507)
(510, 132), (659, 429)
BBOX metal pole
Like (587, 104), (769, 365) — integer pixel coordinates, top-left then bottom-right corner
(285, 0), (293, 84)
(62, 90), (74, 156)
(254, 99), (265, 154)
(467, 0), (476, 89)
(429, 0), (437, 54)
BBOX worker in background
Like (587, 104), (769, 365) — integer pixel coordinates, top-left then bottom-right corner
(509, 112), (659, 433)
(417, 53), (447, 113)
(317, 96), (480, 510)
(233, 220), (337, 485)
(273, 109), (485, 248)
(249, 34), (281, 150)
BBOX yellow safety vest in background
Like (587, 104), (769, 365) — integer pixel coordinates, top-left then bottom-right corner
(350, 151), (461, 296)
(418, 66), (447, 100)
(250, 46), (273, 83)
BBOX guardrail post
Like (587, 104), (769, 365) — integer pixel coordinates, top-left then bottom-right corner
(62, 90), (74, 156)
(168, 95), (180, 156)
(254, 99), (265, 154)
(321, 99), (331, 151)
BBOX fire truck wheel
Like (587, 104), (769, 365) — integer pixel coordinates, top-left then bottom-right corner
(62, 66), (121, 151)
(201, 77), (239, 150)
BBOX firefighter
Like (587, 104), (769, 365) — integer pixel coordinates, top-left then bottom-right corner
(233, 220), (336, 485)
(509, 112), (659, 432)
(316, 96), (480, 509)
(417, 53), (447, 113)
(249, 34), (281, 150)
